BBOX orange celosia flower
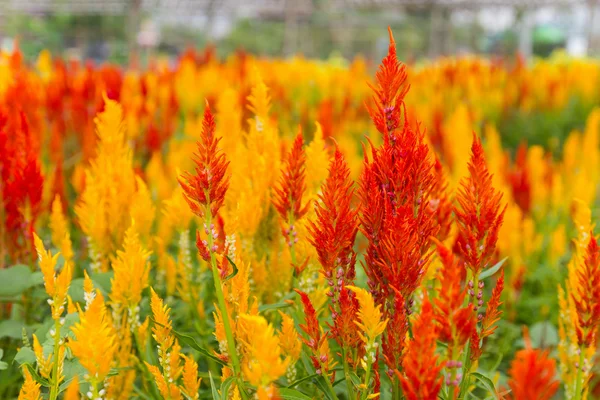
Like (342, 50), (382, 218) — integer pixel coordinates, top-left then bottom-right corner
(180, 355), (201, 400)
(150, 288), (174, 350)
(573, 234), (600, 347)
(69, 291), (117, 384)
(473, 270), (505, 360)
(18, 368), (41, 400)
(308, 147), (358, 289)
(399, 298), (445, 400)
(278, 312), (302, 362)
(33, 233), (72, 319)
(454, 134), (505, 275)
(110, 221), (151, 312)
(433, 240), (476, 351)
(273, 130), (310, 244)
(507, 328), (559, 400)
(367, 26), (410, 142)
(179, 101), (229, 221)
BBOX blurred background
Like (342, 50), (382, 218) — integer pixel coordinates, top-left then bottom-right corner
(1, 0), (598, 64)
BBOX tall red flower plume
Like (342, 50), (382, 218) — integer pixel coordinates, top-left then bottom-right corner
(471, 270), (505, 360)
(381, 288), (408, 376)
(179, 102), (230, 262)
(507, 328), (559, 400)
(295, 289), (333, 376)
(273, 130), (310, 225)
(433, 240), (476, 350)
(398, 298), (445, 400)
(454, 134), (505, 276)
(367, 27), (410, 143)
(308, 147), (358, 285)
(329, 286), (362, 354)
(0, 111), (43, 262)
(574, 234), (600, 347)
(179, 101), (230, 220)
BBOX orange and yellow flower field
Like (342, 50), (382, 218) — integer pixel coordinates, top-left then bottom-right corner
(2, 28), (600, 399)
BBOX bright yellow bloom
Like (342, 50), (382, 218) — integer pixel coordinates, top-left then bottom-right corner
(50, 195), (73, 265)
(110, 221), (151, 311)
(32, 334), (52, 379)
(150, 288), (174, 349)
(346, 286), (388, 345)
(130, 176), (156, 243)
(180, 355), (201, 400)
(278, 312), (302, 362)
(238, 314), (289, 388)
(69, 291), (118, 383)
(63, 376), (80, 400)
(18, 368), (41, 400)
(76, 96), (136, 271)
(33, 233), (71, 319)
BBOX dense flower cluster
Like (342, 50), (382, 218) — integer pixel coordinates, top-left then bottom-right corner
(2, 28), (600, 400)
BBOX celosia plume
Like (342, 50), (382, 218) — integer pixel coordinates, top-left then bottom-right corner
(454, 134), (505, 275)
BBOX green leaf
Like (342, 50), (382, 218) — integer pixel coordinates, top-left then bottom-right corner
(258, 302), (292, 313)
(14, 347), (36, 366)
(153, 319), (225, 366)
(209, 372), (220, 400)
(0, 320), (24, 339)
(0, 349), (7, 370)
(223, 256), (239, 282)
(472, 372), (497, 395)
(479, 257), (507, 280)
(287, 373), (319, 388)
(278, 388), (313, 400)
(529, 321), (559, 348)
(24, 363), (51, 387)
(0, 265), (41, 297)
(220, 376), (235, 400)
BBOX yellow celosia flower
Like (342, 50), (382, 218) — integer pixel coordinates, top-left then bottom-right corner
(50, 195), (73, 265)
(110, 221), (151, 313)
(305, 122), (330, 197)
(346, 286), (388, 346)
(33, 233), (71, 319)
(238, 314), (289, 388)
(150, 288), (174, 349)
(32, 334), (52, 379)
(69, 291), (118, 384)
(278, 312), (302, 362)
(180, 355), (201, 400)
(130, 176), (156, 243)
(76, 96), (136, 271)
(18, 368), (41, 400)
(63, 375), (80, 400)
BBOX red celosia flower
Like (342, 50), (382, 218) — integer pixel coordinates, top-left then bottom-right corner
(472, 271), (505, 361)
(179, 102), (230, 220)
(381, 288), (408, 376)
(295, 289), (321, 352)
(398, 298), (445, 400)
(366, 27), (410, 143)
(308, 147), (358, 287)
(507, 328), (559, 400)
(273, 130), (310, 226)
(179, 102), (230, 261)
(0, 111), (43, 262)
(574, 234), (600, 347)
(433, 240), (476, 349)
(328, 286), (362, 354)
(454, 134), (505, 276)
(507, 143), (531, 215)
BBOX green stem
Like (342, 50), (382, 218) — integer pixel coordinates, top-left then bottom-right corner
(48, 317), (61, 400)
(341, 347), (355, 399)
(133, 331), (162, 400)
(206, 212), (247, 396)
(318, 360), (339, 400)
(574, 349), (586, 400)
(361, 357), (372, 400)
